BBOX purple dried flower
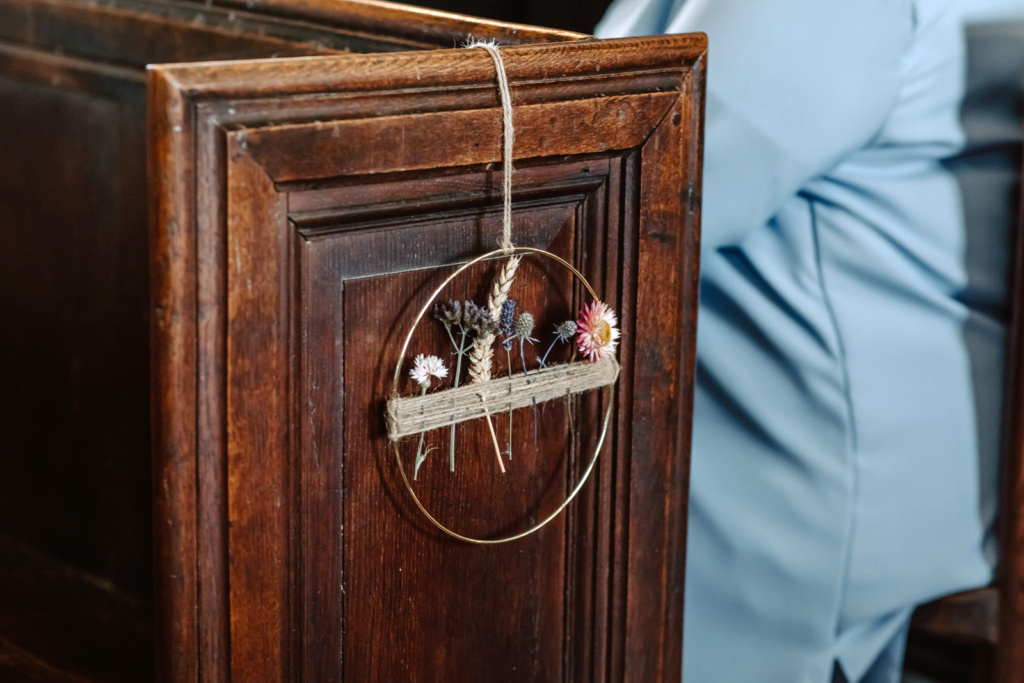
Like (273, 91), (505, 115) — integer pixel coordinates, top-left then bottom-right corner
(499, 300), (516, 337)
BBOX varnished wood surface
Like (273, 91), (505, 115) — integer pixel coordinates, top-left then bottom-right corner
(911, 588), (1000, 645)
(0, 533), (151, 683)
(0, 1), (586, 679)
(150, 32), (705, 682)
(994, 132), (1024, 683)
(0, 0), (583, 68)
(0, 0), (701, 679)
(0, 66), (151, 605)
(189, 0), (588, 46)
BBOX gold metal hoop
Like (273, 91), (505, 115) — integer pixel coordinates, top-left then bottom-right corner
(389, 246), (616, 544)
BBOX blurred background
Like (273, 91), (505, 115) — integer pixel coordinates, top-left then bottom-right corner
(403, 0), (608, 35)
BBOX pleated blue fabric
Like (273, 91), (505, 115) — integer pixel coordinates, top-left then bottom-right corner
(596, 1), (1024, 681)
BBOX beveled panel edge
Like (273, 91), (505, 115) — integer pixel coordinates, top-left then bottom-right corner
(619, 62), (704, 683)
(149, 53), (200, 683)
(148, 33), (707, 102)
(237, 92), (678, 183)
(290, 172), (607, 234)
(0, 41), (144, 101)
(0, 0), (354, 71)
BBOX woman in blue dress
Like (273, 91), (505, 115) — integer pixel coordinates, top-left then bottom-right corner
(596, 1), (1024, 681)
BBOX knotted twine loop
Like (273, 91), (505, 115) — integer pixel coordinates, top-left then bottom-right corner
(466, 40), (515, 254)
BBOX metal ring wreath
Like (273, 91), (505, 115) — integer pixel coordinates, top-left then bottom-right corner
(382, 41), (622, 544)
(385, 246), (620, 544)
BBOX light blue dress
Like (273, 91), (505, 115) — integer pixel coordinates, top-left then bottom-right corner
(596, 1), (1024, 681)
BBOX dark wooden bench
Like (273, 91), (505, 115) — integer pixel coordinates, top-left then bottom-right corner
(0, 2), (705, 681)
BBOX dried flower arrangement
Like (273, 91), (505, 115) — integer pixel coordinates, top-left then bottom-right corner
(384, 42), (621, 544)
(391, 254), (621, 479)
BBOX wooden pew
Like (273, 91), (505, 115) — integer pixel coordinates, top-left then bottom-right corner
(0, 1), (706, 680)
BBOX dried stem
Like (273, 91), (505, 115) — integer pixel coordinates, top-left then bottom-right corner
(482, 410), (506, 474)
(449, 329), (468, 472)
(520, 338), (538, 443)
(505, 345), (513, 460)
(412, 384), (431, 480)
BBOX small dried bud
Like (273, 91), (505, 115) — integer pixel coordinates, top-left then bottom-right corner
(463, 301), (498, 337)
(513, 312), (535, 340)
(555, 320), (577, 342)
(433, 300), (462, 328)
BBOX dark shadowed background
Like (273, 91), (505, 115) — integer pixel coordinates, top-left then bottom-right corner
(404, 0), (610, 35)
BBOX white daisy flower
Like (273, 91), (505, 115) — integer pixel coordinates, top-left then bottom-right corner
(409, 354), (448, 388)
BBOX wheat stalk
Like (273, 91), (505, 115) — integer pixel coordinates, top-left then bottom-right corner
(468, 255), (521, 384)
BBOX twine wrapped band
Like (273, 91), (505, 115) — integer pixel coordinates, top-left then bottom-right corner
(387, 359), (619, 439)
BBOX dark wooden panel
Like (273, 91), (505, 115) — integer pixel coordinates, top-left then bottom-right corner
(400, 0), (610, 35)
(0, 73), (151, 600)
(994, 136), (1024, 683)
(190, 0), (586, 46)
(0, 0), (584, 69)
(151, 33), (704, 682)
(0, 0), (343, 65)
(334, 217), (576, 683)
(0, 3), (585, 680)
(912, 588), (1000, 645)
(0, 533), (151, 683)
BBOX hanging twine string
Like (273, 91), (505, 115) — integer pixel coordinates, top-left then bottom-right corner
(463, 41), (520, 471)
(387, 46), (619, 540)
(466, 39), (522, 386)
(466, 39), (515, 254)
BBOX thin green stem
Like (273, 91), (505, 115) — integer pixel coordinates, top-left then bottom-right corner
(520, 338), (538, 443)
(504, 346), (513, 460)
(540, 337), (559, 368)
(412, 384), (429, 480)
(449, 328), (467, 472)
(442, 324), (459, 357)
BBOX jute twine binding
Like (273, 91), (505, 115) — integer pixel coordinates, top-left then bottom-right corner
(387, 359), (619, 439)
(466, 40), (521, 386)
(467, 40), (515, 255)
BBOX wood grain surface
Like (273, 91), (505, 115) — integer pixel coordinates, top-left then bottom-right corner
(151, 32), (705, 683)
(0, 0), (704, 680)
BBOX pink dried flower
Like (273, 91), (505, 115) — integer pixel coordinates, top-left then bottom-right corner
(576, 301), (620, 362)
